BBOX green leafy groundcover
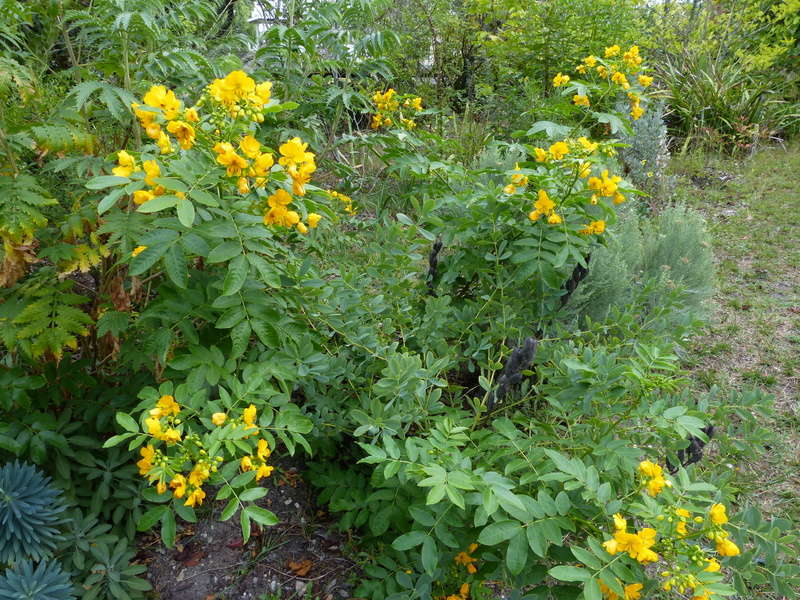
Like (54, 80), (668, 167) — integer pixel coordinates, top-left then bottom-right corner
(0, 1), (798, 599)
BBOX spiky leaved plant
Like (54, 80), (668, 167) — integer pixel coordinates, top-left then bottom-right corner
(0, 560), (74, 600)
(0, 461), (66, 564)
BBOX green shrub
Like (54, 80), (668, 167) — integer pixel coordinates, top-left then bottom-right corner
(566, 205), (715, 330)
(617, 100), (676, 201)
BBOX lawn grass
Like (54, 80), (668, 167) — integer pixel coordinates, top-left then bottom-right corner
(669, 142), (800, 525)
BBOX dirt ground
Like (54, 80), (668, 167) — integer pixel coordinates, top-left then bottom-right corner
(142, 460), (358, 600)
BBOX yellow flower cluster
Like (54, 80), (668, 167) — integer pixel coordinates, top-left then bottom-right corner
(572, 94), (590, 107)
(207, 70), (272, 121)
(572, 45), (653, 120)
(240, 438), (274, 482)
(503, 163), (529, 194)
(628, 91), (644, 121)
(144, 394), (182, 445)
(707, 503), (740, 557)
(112, 150), (138, 177)
(588, 169), (625, 205)
(453, 543), (478, 574)
(528, 190), (562, 225)
(531, 140), (570, 163)
(579, 220), (605, 235)
(552, 72), (570, 87)
(603, 513), (660, 564)
(599, 580), (643, 600)
(328, 190), (356, 216)
(131, 85), (198, 154)
(638, 460), (671, 496)
(370, 89), (422, 130)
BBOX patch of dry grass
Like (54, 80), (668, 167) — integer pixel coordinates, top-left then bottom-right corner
(670, 142), (800, 524)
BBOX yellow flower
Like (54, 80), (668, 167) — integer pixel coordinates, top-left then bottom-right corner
(604, 44), (620, 58)
(716, 537), (740, 556)
(188, 463), (210, 487)
(631, 103), (645, 120)
(705, 558), (721, 572)
(112, 150), (137, 177)
(184, 487), (206, 507)
(131, 245), (147, 257)
(162, 428), (181, 445)
(211, 412), (227, 426)
(157, 131), (173, 154)
(251, 152), (275, 177)
(144, 122), (162, 140)
(503, 184), (517, 195)
(237, 177), (250, 195)
(623, 46), (643, 69)
(255, 81), (273, 105)
(552, 72), (570, 87)
(583, 55), (597, 67)
(709, 503), (728, 525)
(255, 463), (274, 481)
(549, 141), (569, 160)
(676, 520), (688, 536)
(170, 474), (187, 498)
(692, 589), (713, 600)
(278, 137), (314, 168)
(239, 135), (261, 159)
(576, 64), (587, 74)
(588, 169), (623, 197)
(578, 136), (599, 153)
(534, 189), (555, 213)
(289, 161), (316, 196)
(184, 107), (199, 122)
(157, 394), (180, 416)
(611, 71), (630, 89)
(133, 190), (154, 206)
(371, 113), (383, 129)
(614, 192), (626, 204)
(572, 94), (590, 107)
(166, 120), (195, 150)
(241, 456), (253, 471)
(243, 403), (257, 426)
(547, 213), (562, 225)
(624, 583), (643, 600)
(257, 439), (271, 461)
(578, 162), (592, 178)
(145, 417), (161, 436)
(533, 147), (548, 162)
(268, 188), (293, 208)
(143, 160), (160, 186)
(307, 213), (322, 228)
(638, 75), (653, 87)
(613, 513), (627, 532)
(579, 220), (605, 235)
(297, 221), (309, 234)
(143, 85), (182, 120)
(597, 65), (609, 78)
(216, 149), (249, 176)
(137, 445), (155, 475)
(528, 210), (541, 222)
(156, 480), (167, 494)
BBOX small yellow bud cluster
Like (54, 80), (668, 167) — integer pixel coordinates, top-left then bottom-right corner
(370, 89), (423, 131)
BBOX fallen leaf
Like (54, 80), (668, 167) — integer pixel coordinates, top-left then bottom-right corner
(288, 559), (313, 577)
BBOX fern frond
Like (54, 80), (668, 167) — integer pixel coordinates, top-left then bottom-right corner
(0, 175), (58, 244)
(10, 278), (94, 361)
(31, 124), (96, 154)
